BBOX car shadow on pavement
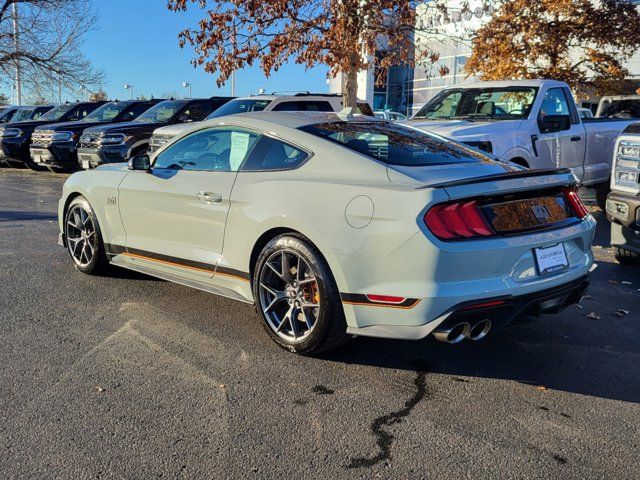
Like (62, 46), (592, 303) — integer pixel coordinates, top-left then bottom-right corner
(324, 326), (640, 403)
(0, 210), (58, 222)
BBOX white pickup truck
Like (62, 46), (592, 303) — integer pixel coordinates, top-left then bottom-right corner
(406, 79), (639, 209)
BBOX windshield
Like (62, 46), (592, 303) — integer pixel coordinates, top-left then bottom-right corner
(207, 99), (272, 119)
(12, 108), (34, 122)
(82, 102), (128, 123)
(598, 99), (640, 119)
(300, 121), (493, 167)
(40, 104), (76, 121)
(413, 87), (538, 121)
(134, 100), (185, 123)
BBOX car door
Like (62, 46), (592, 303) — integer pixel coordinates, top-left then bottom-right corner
(535, 87), (586, 179)
(118, 127), (260, 279)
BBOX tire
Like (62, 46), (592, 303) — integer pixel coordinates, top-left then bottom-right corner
(46, 164), (75, 174)
(615, 247), (640, 266)
(252, 234), (349, 354)
(4, 158), (28, 169)
(595, 182), (610, 212)
(64, 196), (109, 275)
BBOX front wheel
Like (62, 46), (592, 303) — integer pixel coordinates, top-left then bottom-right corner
(252, 234), (348, 354)
(64, 196), (109, 275)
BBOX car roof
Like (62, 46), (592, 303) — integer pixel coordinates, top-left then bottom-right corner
(448, 79), (565, 89)
(205, 111), (383, 129)
(228, 94), (342, 102)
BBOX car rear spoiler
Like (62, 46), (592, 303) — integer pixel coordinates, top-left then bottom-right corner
(429, 168), (576, 189)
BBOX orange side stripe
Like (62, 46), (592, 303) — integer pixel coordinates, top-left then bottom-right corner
(342, 299), (421, 310)
(122, 252), (214, 275)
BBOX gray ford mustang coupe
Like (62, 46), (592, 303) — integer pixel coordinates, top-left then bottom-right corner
(58, 111), (595, 354)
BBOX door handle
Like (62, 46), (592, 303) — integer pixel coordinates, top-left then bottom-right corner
(570, 136), (582, 142)
(197, 191), (222, 203)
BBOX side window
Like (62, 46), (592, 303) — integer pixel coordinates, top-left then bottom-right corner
(184, 102), (214, 121)
(540, 88), (570, 117)
(124, 103), (153, 121)
(242, 135), (308, 171)
(68, 107), (90, 121)
(153, 128), (259, 172)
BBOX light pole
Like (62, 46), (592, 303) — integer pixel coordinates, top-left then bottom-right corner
(12, 2), (22, 105)
(124, 83), (134, 100)
(182, 81), (191, 99)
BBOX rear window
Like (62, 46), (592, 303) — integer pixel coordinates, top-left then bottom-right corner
(299, 121), (492, 166)
(272, 101), (334, 112)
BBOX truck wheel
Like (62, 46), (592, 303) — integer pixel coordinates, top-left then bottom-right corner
(595, 182), (610, 212)
(615, 247), (640, 267)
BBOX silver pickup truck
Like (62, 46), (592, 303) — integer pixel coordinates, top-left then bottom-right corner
(606, 123), (640, 265)
(406, 80), (639, 209)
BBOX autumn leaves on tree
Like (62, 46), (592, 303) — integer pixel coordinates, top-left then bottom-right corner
(168, 0), (640, 103)
(167, 0), (456, 108)
(464, 0), (640, 95)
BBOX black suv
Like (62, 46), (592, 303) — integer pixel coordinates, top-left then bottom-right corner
(30, 99), (162, 173)
(78, 97), (233, 169)
(0, 102), (106, 170)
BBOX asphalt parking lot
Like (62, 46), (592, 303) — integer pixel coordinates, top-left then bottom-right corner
(0, 168), (639, 480)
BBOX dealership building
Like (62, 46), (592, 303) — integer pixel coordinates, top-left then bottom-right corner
(329, 0), (640, 116)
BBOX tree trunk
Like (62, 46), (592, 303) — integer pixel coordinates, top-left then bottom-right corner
(343, 64), (358, 110)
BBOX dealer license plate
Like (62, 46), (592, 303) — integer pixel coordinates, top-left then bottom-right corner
(534, 243), (569, 275)
(82, 160), (90, 169)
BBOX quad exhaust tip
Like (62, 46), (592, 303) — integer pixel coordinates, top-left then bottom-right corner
(433, 322), (470, 344)
(433, 319), (492, 344)
(468, 319), (492, 341)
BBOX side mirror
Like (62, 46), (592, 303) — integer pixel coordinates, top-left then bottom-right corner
(538, 114), (571, 133)
(128, 154), (151, 172)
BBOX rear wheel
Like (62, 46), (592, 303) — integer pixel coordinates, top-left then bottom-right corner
(615, 247), (640, 266)
(253, 234), (348, 354)
(64, 196), (109, 275)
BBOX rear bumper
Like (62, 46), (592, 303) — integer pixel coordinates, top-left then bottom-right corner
(434, 276), (589, 333)
(346, 276), (590, 340)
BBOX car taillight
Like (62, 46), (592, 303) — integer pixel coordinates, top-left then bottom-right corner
(563, 187), (589, 219)
(424, 200), (494, 240)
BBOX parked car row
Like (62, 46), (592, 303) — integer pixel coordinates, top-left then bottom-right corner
(0, 93), (373, 173)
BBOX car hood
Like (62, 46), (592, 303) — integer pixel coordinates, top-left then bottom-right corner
(152, 123), (193, 136)
(83, 121), (168, 135)
(403, 119), (519, 140)
(3, 119), (56, 131)
(387, 159), (522, 188)
(37, 120), (113, 132)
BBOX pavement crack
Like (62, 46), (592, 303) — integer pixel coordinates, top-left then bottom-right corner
(347, 365), (428, 469)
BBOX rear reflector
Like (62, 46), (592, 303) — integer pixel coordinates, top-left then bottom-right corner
(563, 187), (589, 219)
(461, 299), (506, 311)
(424, 200), (494, 240)
(366, 294), (406, 304)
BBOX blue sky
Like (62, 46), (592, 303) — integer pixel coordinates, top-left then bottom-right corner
(4, 0), (331, 102)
